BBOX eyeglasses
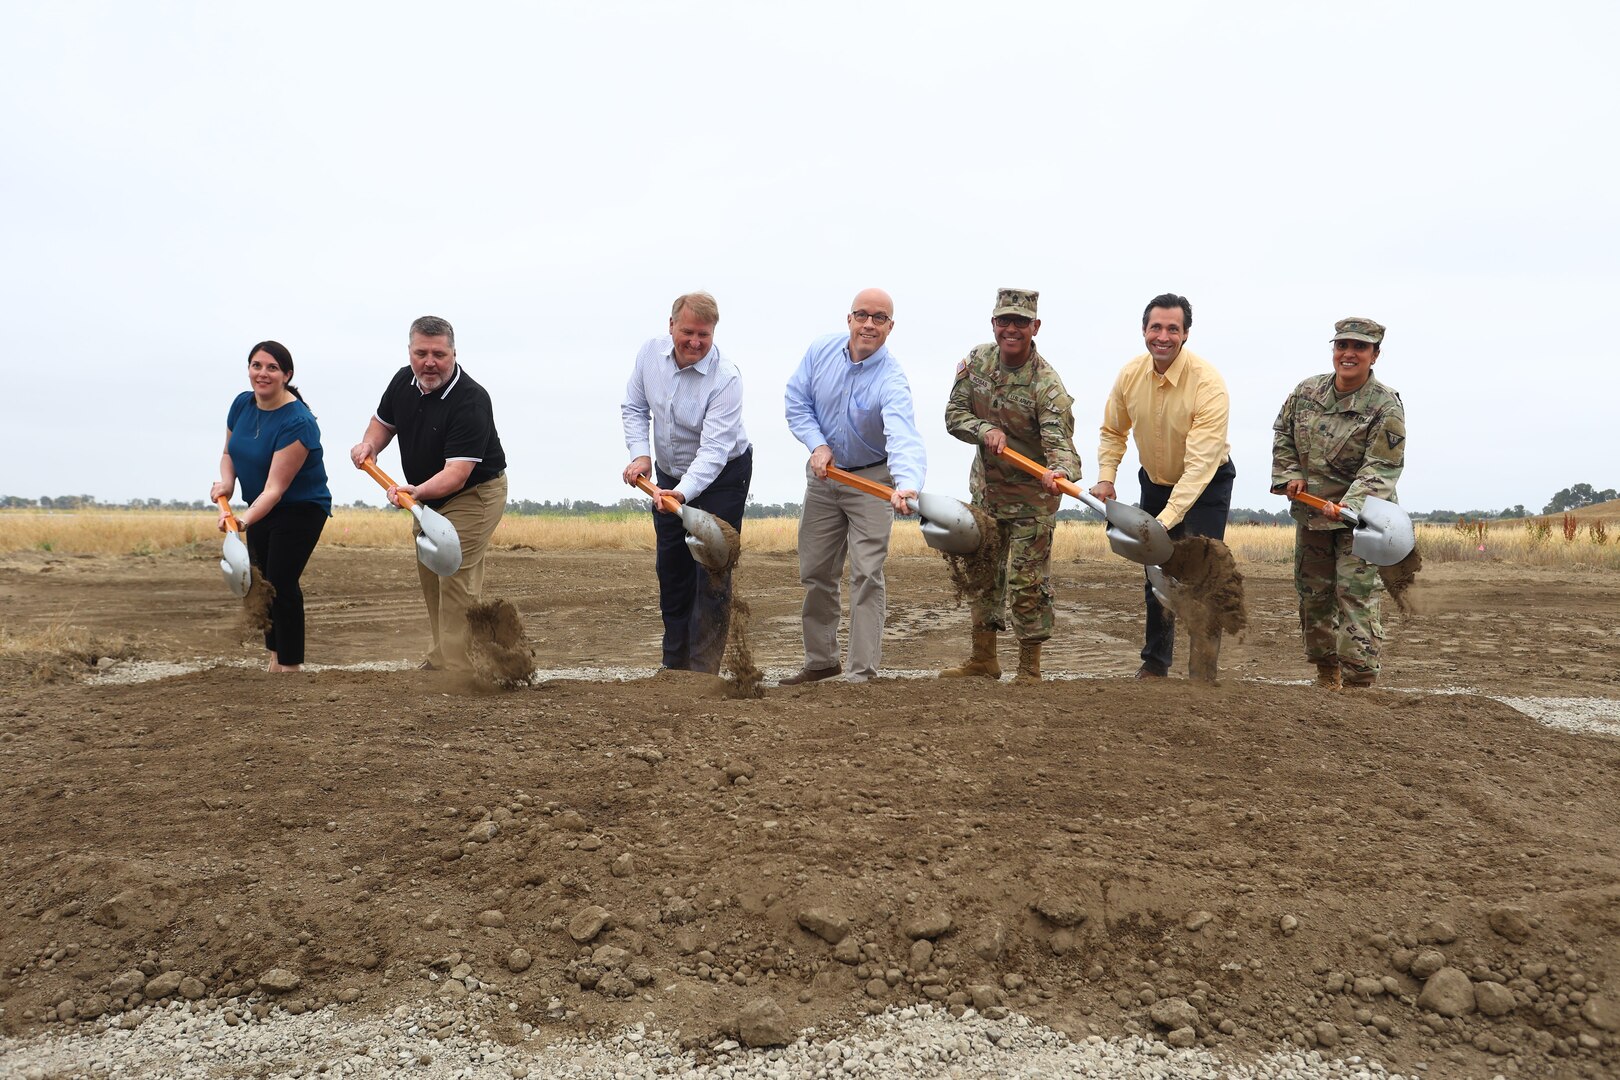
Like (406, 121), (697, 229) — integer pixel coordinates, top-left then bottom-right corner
(850, 311), (892, 326)
(993, 315), (1033, 328)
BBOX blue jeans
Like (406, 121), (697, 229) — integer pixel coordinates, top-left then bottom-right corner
(1138, 458), (1235, 675)
(653, 449), (752, 672)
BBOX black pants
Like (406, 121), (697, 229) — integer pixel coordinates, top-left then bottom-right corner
(245, 501), (327, 666)
(654, 448), (752, 672)
(1138, 458), (1235, 675)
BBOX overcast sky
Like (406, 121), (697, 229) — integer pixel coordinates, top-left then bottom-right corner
(5, 1), (1616, 514)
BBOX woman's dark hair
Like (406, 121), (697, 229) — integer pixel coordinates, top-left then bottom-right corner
(248, 340), (305, 402)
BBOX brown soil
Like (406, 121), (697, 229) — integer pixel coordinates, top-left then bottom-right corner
(1158, 537), (1248, 681)
(1381, 544), (1425, 615)
(242, 567), (275, 634)
(709, 516), (743, 573)
(2, 544), (1618, 1078)
(941, 503), (1001, 605)
(465, 598), (537, 688)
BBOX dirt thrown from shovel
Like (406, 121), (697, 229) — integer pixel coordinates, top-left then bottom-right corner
(1379, 542), (1424, 615)
(941, 503), (1001, 605)
(703, 555), (764, 699)
(1159, 537), (1247, 676)
(707, 517), (743, 573)
(241, 568), (276, 635)
(465, 599), (536, 688)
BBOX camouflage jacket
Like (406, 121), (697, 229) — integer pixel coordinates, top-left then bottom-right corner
(946, 344), (1081, 518)
(1270, 374), (1405, 531)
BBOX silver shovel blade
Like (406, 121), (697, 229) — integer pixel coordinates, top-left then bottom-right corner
(1343, 496), (1415, 566)
(679, 505), (734, 573)
(1145, 564), (1177, 609)
(410, 504), (464, 577)
(220, 531), (251, 598)
(912, 492), (982, 555)
(1103, 501), (1175, 566)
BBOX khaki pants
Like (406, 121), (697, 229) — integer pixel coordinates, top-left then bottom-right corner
(797, 462), (894, 679)
(416, 473), (507, 671)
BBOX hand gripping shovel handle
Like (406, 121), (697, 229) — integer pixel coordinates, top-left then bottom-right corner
(214, 496), (243, 533)
(1290, 491), (1359, 526)
(359, 458), (419, 509)
(824, 465), (897, 502)
(631, 475), (681, 514)
(994, 446), (1107, 515)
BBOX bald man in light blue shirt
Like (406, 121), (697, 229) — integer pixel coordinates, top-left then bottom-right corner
(782, 287), (926, 685)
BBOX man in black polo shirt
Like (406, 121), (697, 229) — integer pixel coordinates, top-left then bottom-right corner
(350, 315), (509, 672)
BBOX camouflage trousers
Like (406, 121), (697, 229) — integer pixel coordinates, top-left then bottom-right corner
(971, 513), (1056, 643)
(1294, 524), (1383, 682)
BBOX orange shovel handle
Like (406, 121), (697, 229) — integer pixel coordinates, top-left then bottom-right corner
(631, 474), (682, 514)
(214, 496), (243, 534)
(995, 446), (1081, 499)
(824, 465), (896, 502)
(1290, 491), (1341, 516)
(360, 458), (419, 510)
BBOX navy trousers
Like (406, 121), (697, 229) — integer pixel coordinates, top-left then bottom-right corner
(1137, 458), (1235, 675)
(244, 500), (327, 666)
(654, 448), (752, 672)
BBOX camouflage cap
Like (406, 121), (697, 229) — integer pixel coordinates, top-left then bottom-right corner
(992, 288), (1038, 319)
(1331, 317), (1385, 344)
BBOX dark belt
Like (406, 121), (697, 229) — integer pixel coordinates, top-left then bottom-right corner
(842, 457), (887, 471)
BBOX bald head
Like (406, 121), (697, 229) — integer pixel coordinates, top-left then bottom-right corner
(846, 288), (896, 362)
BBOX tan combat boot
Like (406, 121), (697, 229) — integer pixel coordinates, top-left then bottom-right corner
(940, 630), (1000, 679)
(1314, 662), (1342, 690)
(1011, 641), (1042, 685)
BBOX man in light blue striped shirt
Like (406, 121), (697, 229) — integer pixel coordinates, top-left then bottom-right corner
(621, 292), (753, 673)
(782, 287), (926, 685)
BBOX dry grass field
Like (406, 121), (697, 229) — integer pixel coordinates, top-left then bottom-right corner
(4, 504), (1620, 569)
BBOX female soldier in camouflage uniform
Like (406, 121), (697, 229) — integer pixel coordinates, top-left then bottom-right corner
(1270, 318), (1406, 689)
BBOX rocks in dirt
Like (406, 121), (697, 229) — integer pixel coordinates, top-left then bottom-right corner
(736, 997), (791, 1048)
(556, 810), (589, 832)
(833, 937), (862, 965)
(1474, 980), (1516, 1017)
(971, 923), (1007, 963)
(1278, 914), (1300, 934)
(476, 909), (506, 928)
(142, 971), (185, 998)
(1184, 909), (1214, 932)
(1409, 948), (1447, 980)
(610, 852), (634, 878)
(909, 939), (933, 969)
(506, 948), (532, 973)
(1486, 904), (1534, 943)
(796, 908), (851, 945)
(107, 969), (146, 998)
(1032, 895), (1087, 928)
(568, 905), (612, 944)
(903, 910), (953, 940)
(1417, 966), (1476, 1017)
(465, 820), (500, 843)
(258, 968), (301, 994)
(1582, 994), (1620, 1031)
(1417, 919), (1457, 944)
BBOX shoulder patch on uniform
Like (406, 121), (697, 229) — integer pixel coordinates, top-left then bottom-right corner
(954, 358), (968, 380)
(1387, 431), (1404, 450)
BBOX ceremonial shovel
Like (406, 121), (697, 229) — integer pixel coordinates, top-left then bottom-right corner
(359, 459), (464, 577)
(823, 465), (983, 555)
(1289, 492), (1416, 565)
(631, 476), (735, 573)
(214, 496), (252, 598)
(994, 447), (1175, 566)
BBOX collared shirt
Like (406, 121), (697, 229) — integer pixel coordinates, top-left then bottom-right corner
(784, 332), (926, 492)
(1096, 347), (1230, 529)
(619, 336), (750, 502)
(375, 364), (507, 509)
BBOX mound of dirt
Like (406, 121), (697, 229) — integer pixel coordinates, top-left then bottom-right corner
(465, 599), (536, 688)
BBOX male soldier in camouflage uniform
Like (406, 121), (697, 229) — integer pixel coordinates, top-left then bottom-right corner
(1270, 317), (1406, 690)
(941, 288), (1081, 684)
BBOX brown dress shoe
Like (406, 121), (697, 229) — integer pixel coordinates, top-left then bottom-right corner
(779, 664), (842, 686)
(1133, 664), (1168, 679)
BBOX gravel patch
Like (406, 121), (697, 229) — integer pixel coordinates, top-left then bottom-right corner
(0, 1000), (1425, 1080)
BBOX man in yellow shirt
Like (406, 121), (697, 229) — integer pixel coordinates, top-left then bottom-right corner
(1090, 293), (1234, 682)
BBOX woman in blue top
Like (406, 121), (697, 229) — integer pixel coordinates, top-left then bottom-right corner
(209, 341), (333, 672)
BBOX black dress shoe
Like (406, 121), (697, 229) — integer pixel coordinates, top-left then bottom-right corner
(1133, 664), (1168, 679)
(779, 664), (842, 686)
